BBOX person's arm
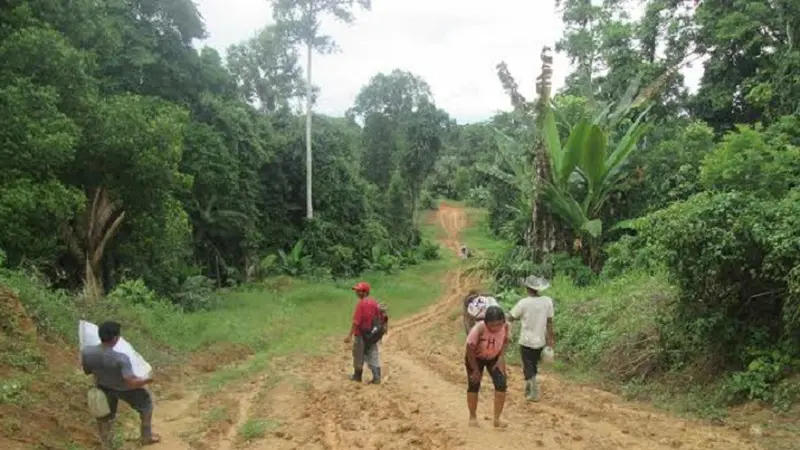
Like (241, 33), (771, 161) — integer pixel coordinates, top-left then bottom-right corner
(496, 323), (510, 374)
(345, 303), (361, 342)
(119, 354), (152, 388)
(501, 323), (510, 353)
(80, 351), (91, 375)
(546, 299), (555, 347)
(465, 323), (482, 374)
(508, 299), (523, 322)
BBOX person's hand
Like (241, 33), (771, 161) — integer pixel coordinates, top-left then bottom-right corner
(344, 336), (352, 344)
(496, 357), (507, 376)
(546, 338), (555, 348)
(469, 370), (481, 383)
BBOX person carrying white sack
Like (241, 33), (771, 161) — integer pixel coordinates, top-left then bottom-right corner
(80, 321), (160, 447)
(508, 275), (556, 402)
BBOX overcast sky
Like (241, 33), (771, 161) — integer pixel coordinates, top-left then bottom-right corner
(196, 0), (704, 124)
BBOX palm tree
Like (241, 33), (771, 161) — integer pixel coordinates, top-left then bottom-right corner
(63, 187), (125, 302)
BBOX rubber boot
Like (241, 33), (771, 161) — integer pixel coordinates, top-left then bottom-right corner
(369, 367), (381, 384)
(349, 369), (363, 382)
(532, 378), (542, 402)
(526, 378), (540, 402)
(98, 419), (114, 450)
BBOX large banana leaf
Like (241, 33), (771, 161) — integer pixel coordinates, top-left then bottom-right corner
(558, 120), (591, 188)
(542, 109), (562, 181)
(540, 182), (603, 239)
(579, 124), (608, 202)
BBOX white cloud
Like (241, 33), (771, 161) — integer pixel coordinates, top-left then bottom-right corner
(196, 0), (702, 124)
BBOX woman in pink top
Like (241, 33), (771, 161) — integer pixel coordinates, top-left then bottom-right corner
(465, 305), (509, 428)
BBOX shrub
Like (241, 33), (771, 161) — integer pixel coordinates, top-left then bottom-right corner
(608, 191), (800, 381)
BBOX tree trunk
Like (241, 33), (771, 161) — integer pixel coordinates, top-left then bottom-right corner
(529, 47), (558, 262)
(84, 256), (103, 302)
(305, 41), (314, 220)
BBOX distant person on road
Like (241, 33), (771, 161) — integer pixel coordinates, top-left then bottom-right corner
(462, 290), (499, 335)
(344, 281), (384, 384)
(465, 305), (509, 428)
(509, 275), (555, 402)
(81, 321), (160, 448)
(459, 245), (471, 259)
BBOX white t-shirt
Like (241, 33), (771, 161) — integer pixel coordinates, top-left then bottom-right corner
(510, 296), (554, 349)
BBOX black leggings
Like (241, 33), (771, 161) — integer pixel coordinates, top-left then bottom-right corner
(465, 356), (507, 393)
(520, 345), (543, 380)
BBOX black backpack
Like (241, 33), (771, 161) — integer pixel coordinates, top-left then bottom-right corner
(362, 303), (389, 346)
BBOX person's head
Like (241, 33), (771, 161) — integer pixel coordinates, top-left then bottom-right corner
(483, 305), (505, 332)
(522, 275), (550, 297)
(352, 281), (371, 299)
(98, 321), (121, 346)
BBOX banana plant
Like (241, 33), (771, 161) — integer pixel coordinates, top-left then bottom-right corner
(539, 103), (652, 246)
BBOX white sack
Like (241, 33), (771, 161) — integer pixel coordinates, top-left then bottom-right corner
(466, 296), (499, 320)
(78, 320), (153, 380)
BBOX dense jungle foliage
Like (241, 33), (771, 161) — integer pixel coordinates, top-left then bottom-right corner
(1, 0), (800, 415)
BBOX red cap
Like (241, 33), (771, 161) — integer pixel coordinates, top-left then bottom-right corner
(352, 281), (371, 293)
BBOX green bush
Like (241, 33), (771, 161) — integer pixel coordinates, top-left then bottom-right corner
(172, 275), (220, 312)
(606, 190), (800, 397)
(419, 190), (437, 210)
(417, 240), (441, 261)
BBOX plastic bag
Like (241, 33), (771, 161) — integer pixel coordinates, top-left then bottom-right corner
(78, 320), (153, 380)
(87, 387), (111, 418)
(541, 346), (555, 364)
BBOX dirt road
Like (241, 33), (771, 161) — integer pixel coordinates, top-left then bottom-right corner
(149, 204), (761, 450)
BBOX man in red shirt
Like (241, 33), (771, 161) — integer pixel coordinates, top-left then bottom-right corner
(344, 281), (382, 383)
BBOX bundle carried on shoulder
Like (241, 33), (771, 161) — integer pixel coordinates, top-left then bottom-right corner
(78, 320), (153, 380)
(466, 295), (499, 321)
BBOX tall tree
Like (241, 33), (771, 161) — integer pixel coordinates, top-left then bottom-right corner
(348, 69), (434, 121)
(226, 25), (304, 113)
(269, 0), (372, 219)
(495, 47), (560, 259)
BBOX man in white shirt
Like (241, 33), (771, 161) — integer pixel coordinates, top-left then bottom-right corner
(509, 275), (555, 401)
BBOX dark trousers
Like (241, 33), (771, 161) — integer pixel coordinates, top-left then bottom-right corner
(520, 345), (543, 380)
(97, 386), (153, 441)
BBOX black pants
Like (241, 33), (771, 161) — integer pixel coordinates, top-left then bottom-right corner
(97, 386), (153, 418)
(464, 356), (507, 393)
(520, 346), (543, 380)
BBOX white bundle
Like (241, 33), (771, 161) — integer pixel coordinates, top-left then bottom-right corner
(466, 295), (499, 320)
(78, 320), (153, 380)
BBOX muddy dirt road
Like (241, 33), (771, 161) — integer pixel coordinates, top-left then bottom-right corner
(150, 204), (762, 450)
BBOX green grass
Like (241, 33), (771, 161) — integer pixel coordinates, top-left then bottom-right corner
(520, 270), (675, 378)
(459, 207), (509, 258)
(202, 254), (455, 388)
(239, 418), (278, 440)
